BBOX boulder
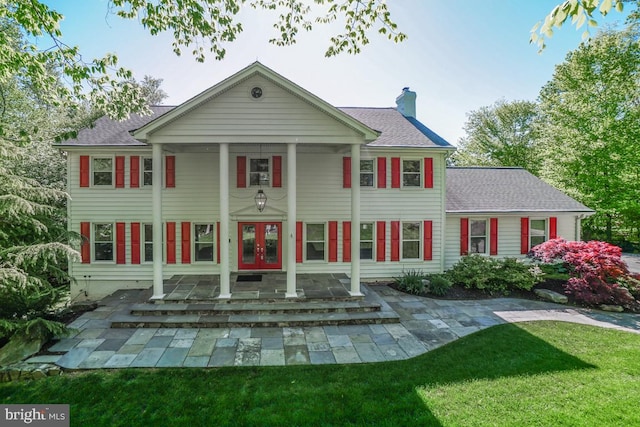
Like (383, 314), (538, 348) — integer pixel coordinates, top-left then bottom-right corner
(600, 304), (624, 312)
(534, 288), (569, 304)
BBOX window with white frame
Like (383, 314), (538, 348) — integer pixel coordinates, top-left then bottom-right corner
(143, 157), (153, 186)
(360, 222), (374, 260)
(470, 219), (487, 254)
(194, 224), (215, 262)
(143, 224), (153, 262)
(360, 160), (374, 187)
(306, 223), (325, 261)
(94, 223), (114, 261)
(402, 222), (420, 259)
(530, 219), (547, 248)
(249, 158), (270, 186)
(92, 158), (113, 186)
(402, 159), (421, 187)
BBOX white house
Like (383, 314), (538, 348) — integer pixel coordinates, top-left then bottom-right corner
(58, 62), (593, 300)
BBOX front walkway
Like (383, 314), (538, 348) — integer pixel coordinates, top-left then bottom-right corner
(35, 285), (640, 370)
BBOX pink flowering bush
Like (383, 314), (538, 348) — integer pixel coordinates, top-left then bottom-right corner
(529, 239), (636, 307)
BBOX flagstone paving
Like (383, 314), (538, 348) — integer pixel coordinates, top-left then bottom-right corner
(42, 284), (640, 370)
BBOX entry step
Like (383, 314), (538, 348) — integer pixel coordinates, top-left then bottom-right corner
(131, 301), (381, 316)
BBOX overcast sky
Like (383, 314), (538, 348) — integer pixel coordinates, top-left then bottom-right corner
(44, 0), (630, 145)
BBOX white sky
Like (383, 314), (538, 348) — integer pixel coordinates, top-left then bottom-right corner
(44, 0), (630, 145)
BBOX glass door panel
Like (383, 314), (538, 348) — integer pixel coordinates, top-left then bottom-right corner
(241, 224), (256, 265)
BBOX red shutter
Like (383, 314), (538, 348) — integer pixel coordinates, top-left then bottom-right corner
(460, 218), (469, 255)
(520, 217), (530, 254)
(391, 221), (400, 261)
(549, 217), (558, 239)
(165, 156), (175, 188)
(272, 156), (282, 188)
(296, 221), (303, 263)
(181, 222), (191, 264)
(343, 221), (351, 262)
(116, 222), (126, 264)
(237, 156), (246, 188)
(376, 221), (386, 262)
(80, 156), (90, 187)
(328, 221), (338, 262)
(130, 156), (140, 188)
(166, 222), (176, 264)
(423, 220), (433, 261)
(131, 222), (141, 264)
(343, 157), (351, 188)
(424, 157), (434, 189)
(80, 222), (91, 263)
(216, 222), (220, 264)
(115, 156), (125, 188)
(490, 218), (498, 256)
(377, 157), (387, 188)
(391, 157), (401, 188)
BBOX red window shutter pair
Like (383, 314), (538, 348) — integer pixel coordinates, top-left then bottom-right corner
(181, 222), (191, 264)
(343, 221), (351, 262)
(376, 221), (386, 262)
(328, 221), (338, 262)
(345, 157), (388, 188)
(296, 221), (303, 263)
(237, 156), (282, 188)
(390, 221), (400, 261)
(80, 222), (91, 263)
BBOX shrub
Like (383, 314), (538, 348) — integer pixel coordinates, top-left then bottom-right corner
(426, 274), (452, 296)
(393, 269), (426, 295)
(446, 255), (540, 295)
(529, 239), (637, 307)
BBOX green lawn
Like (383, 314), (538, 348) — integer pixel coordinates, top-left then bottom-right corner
(2, 321), (639, 426)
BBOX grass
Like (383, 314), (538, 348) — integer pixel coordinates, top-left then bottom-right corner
(1, 321), (640, 426)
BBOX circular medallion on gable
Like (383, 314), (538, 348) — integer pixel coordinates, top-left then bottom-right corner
(251, 86), (263, 99)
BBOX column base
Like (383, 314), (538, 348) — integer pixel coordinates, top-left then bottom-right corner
(150, 294), (166, 301)
(348, 290), (364, 297)
(285, 292), (299, 299)
(217, 293), (232, 300)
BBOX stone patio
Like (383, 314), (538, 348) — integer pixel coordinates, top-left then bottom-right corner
(34, 281), (640, 370)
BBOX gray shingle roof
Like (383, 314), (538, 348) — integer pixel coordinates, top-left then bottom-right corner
(446, 167), (594, 213)
(339, 107), (453, 148)
(59, 106), (174, 146)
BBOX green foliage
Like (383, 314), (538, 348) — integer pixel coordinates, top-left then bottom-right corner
(450, 99), (542, 175)
(425, 274), (453, 296)
(393, 269), (426, 295)
(446, 255), (540, 295)
(538, 26), (640, 243)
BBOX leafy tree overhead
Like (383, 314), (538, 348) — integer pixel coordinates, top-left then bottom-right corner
(537, 26), (640, 244)
(450, 100), (541, 175)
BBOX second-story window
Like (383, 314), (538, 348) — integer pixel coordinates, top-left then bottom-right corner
(402, 160), (421, 187)
(250, 158), (270, 186)
(360, 160), (374, 187)
(93, 158), (113, 186)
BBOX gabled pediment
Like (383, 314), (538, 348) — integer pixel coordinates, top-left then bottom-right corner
(132, 62), (379, 145)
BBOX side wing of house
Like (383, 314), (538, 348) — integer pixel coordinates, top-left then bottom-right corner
(443, 167), (594, 269)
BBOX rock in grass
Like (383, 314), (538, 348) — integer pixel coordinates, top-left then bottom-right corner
(534, 289), (569, 304)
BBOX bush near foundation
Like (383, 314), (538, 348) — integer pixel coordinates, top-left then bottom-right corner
(529, 239), (637, 307)
(446, 255), (540, 296)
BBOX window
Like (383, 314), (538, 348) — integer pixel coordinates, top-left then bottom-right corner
(530, 219), (547, 248)
(194, 224), (215, 261)
(402, 222), (420, 259)
(360, 160), (374, 187)
(94, 223), (114, 261)
(402, 159), (421, 187)
(306, 223), (325, 261)
(92, 158), (113, 186)
(360, 222), (374, 260)
(470, 220), (487, 254)
(143, 157), (153, 186)
(143, 224), (153, 262)
(249, 158), (270, 186)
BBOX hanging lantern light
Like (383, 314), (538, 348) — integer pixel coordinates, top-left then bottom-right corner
(254, 189), (267, 212)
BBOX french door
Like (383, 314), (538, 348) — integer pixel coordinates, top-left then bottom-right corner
(238, 222), (282, 270)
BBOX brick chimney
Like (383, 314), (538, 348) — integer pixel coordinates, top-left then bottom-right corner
(395, 87), (416, 118)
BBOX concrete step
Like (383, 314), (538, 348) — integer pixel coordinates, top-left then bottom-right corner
(157, 294), (364, 304)
(109, 310), (400, 328)
(130, 301), (381, 316)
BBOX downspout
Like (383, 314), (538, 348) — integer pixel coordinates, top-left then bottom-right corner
(440, 153), (451, 273)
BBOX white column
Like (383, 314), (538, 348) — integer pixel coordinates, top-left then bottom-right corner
(286, 143), (298, 298)
(218, 143), (231, 298)
(151, 143), (165, 299)
(350, 144), (363, 296)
